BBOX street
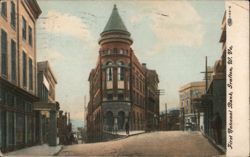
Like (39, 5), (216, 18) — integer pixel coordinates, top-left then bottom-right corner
(58, 131), (221, 156)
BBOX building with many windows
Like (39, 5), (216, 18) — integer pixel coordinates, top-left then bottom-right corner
(37, 61), (57, 103)
(179, 81), (205, 131)
(86, 5), (159, 142)
(34, 61), (59, 146)
(0, 0), (41, 152)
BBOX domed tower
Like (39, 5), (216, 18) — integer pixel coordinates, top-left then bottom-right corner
(99, 4), (133, 132)
(87, 5), (159, 142)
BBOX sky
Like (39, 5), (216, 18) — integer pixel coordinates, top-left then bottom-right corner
(36, 0), (225, 126)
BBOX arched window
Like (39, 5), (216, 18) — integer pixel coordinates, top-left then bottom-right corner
(119, 49), (123, 54)
(117, 61), (125, 81)
(107, 49), (111, 54)
(106, 62), (113, 81)
(113, 48), (118, 54)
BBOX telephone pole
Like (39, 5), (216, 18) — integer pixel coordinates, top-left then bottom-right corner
(165, 103), (167, 130)
(200, 56), (213, 93)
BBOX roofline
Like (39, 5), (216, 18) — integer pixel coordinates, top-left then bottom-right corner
(37, 61), (57, 84)
(24, 0), (42, 19)
(179, 81), (205, 92)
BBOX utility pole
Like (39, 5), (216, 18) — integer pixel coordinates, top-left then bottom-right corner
(205, 56), (208, 92)
(165, 103), (167, 130)
(201, 56), (213, 93)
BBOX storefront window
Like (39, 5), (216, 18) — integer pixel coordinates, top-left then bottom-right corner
(8, 112), (14, 147)
(16, 113), (25, 145)
(0, 109), (2, 148)
(27, 116), (32, 143)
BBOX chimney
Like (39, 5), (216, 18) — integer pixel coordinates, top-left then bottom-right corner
(142, 63), (147, 68)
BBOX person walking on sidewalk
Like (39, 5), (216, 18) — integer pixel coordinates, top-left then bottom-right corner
(125, 121), (130, 135)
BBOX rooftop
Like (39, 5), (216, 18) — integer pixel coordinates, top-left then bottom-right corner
(101, 4), (129, 35)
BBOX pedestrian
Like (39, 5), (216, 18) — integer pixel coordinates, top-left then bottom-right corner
(125, 121), (130, 135)
(214, 112), (222, 144)
(211, 112), (222, 144)
(114, 118), (118, 135)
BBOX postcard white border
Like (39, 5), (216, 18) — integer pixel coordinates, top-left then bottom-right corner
(226, 1), (249, 156)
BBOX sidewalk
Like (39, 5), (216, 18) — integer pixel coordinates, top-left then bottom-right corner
(116, 130), (145, 136)
(4, 144), (62, 156)
(108, 130), (145, 142)
(105, 130), (145, 136)
(200, 131), (226, 154)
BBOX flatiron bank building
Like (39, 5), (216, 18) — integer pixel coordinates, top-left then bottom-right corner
(87, 5), (160, 142)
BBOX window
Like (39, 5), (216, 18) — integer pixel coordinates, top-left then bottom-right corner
(1, 29), (7, 76)
(107, 94), (113, 101)
(22, 51), (27, 87)
(25, 102), (32, 112)
(106, 62), (113, 81)
(124, 50), (128, 55)
(11, 40), (16, 81)
(117, 61), (124, 81)
(113, 48), (118, 54)
(137, 93), (140, 105)
(8, 112), (14, 145)
(119, 49), (123, 54)
(28, 58), (33, 90)
(136, 78), (139, 89)
(28, 26), (32, 46)
(11, 2), (16, 28)
(107, 49), (111, 54)
(0, 88), (6, 104)
(103, 50), (107, 55)
(7, 93), (15, 106)
(1, 2), (7, 18)
(186, 100), (189, 113)
(118, 94), (124, 101)
(22, 17), (27, 40)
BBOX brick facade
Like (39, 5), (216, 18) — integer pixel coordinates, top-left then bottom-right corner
(87, 5), (159, 142)
(0, 0), (41, 152)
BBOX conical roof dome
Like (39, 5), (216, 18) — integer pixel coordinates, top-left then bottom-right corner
(102, 4), (129, 34)
(99, 5), (133, 45)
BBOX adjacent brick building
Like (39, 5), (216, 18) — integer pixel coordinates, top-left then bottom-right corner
(0, 0), (41, 152)
(34, 61), (59, 146)
(200, 11), (226, 148)
(86, 5), (159, 142)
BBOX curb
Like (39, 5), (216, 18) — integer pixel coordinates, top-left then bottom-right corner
(53, 145), (64, 156)
(201, 131), (226, 155)
(111, 131), (146, 142)
(127, 131), (146, 137)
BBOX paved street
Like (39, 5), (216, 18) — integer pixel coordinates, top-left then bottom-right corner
(58, 131), (221, 157)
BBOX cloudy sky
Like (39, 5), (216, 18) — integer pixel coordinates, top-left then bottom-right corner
(36, 0), (225, 125)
